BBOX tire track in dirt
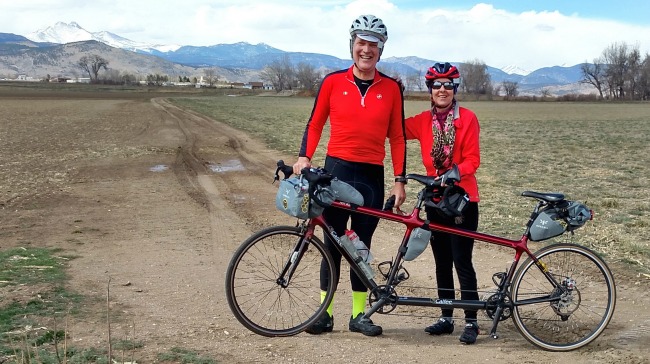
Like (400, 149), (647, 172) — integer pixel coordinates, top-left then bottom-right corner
(151, 97), (291, 231)
(151, 98), (212, 209)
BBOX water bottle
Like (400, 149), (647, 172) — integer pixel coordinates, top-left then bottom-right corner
(345, 230), (373, 263)
(339, 231), (375, 280)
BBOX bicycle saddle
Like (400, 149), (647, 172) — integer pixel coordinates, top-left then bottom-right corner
(521, 191), (565, 203)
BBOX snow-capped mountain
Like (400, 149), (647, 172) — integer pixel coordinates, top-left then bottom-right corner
(501, 64), (531, 76)
(25, 21), (180, 53)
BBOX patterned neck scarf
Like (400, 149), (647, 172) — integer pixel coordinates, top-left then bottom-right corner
(430, 101), (456, 173)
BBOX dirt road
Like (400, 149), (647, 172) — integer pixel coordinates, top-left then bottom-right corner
(1, 91), (649, 363)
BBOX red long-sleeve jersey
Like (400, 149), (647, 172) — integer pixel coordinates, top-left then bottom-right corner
(299, 66), (406, 177)
(404, 104), (481, 202)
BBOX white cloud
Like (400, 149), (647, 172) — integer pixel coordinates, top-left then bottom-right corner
(4, 1), (650, 70)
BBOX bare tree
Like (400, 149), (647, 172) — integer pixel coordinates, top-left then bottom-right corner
(640, 53), (650, 100)
(102, 69), (122, 84)
(580, 59), (607, 99)
(459, 59), (492, 98)
(146, 74), (168, 86)
(260, 56), (294, 91)
(502, 81), (519, 99)
(295, 62), (321, 92)
(121, 73), (137, 85)
(203, 68), (218, 87)
(77, 54), (109, 82)
(626, 46), (642, 99)
(405, 69), (423, 92)
(492, 83), (502, 97)
(601, 42), (642, 99)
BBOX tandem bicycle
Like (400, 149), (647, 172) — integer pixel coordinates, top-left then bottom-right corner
(225, 161), (616, 351)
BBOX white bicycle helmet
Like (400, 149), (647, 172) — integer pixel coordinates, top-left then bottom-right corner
(349, 14), (388, 57)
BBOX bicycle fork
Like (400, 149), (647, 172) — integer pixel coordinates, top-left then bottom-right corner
(276, 226), (315, 288)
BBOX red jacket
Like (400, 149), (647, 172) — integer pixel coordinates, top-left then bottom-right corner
(404, 104), (481, 202)
(299, 66), (406, 177)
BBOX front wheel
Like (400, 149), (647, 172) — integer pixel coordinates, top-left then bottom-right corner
(510, 243), (616, 351)
(225, 225), (336, 336)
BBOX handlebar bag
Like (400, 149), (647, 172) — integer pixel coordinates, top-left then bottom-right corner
(276, 176), (333, 219)
(428, 185), (470, 219)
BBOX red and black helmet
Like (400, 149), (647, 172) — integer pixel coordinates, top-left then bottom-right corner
(425, 62), (461, 93)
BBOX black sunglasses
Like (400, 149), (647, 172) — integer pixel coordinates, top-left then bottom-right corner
(430, 81), (455, 90)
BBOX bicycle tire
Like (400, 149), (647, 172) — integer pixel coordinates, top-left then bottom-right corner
(225, 225), (336, 336)
(511, 243), (616, 351)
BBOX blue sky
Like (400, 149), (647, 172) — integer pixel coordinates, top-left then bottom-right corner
(3, 0), (650, 71)
(429, 0), (650, 25)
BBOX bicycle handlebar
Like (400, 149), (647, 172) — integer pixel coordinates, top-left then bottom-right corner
(274, 160), (464, 214)
(274, 160), (294, 182)
(274, 160), (334, 208)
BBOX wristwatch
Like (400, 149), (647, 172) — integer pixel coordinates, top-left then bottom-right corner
(394, 176), (407, 184)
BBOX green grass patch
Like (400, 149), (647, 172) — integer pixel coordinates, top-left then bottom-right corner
(0, 247), (89, 361)
(0, 247), (68, 286)
(157, 347), (217, 364)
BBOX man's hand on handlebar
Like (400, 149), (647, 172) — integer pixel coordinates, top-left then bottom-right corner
(293, 156), (311, 175)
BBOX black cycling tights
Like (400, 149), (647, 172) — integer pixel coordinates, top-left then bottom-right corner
(426, 202), (480, 321)
(319, 156), (384, 292)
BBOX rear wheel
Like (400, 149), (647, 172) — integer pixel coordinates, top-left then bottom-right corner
(225, 225), (336, 336)
(511, 243), (616, 351)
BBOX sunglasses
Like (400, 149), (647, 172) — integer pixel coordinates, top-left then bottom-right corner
(430, 81), (455, 90)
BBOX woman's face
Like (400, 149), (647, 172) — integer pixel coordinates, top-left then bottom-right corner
(430, 77), (454, 110)
(352, 37), (380, 74)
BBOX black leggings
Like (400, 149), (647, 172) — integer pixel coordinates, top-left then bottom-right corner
(426, 202), (479, 321)
(319, 156), (384, 292)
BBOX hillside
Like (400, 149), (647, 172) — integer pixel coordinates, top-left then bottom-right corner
(0, 40), (258, 82)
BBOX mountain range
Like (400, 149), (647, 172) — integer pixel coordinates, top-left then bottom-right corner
(1, 21), (594, 96)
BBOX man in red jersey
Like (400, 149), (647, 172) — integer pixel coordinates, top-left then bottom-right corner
(292, 14), (406, 337)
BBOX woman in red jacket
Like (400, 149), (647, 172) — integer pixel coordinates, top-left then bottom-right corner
(404, 62), (481, 344)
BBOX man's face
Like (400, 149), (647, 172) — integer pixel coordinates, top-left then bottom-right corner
(352, 37), (380, 73)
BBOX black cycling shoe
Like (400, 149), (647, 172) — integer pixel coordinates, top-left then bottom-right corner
(305, 312), (333, 335)
(424, 317), (455, 335)
(459, 321), (479, 344)
(349, 313), (383, 336)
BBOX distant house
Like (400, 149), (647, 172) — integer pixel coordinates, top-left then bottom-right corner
(247, 82), (264, 89)
(243, 81), (273, 90)
(229, 82), (245, 88)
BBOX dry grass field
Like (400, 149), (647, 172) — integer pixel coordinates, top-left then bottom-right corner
(1, 83), (649, 363)
(172, 95), (650, 276)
